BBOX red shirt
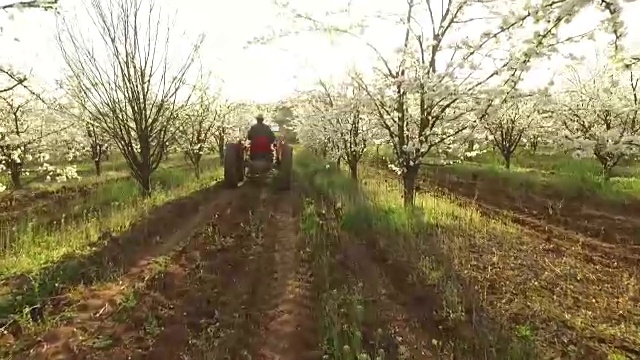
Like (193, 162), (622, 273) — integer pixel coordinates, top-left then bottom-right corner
(250, 136), (272, 154)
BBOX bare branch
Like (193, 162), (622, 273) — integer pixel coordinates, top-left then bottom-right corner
(0, 0), (57, 11)
(56, 0), (204, 195)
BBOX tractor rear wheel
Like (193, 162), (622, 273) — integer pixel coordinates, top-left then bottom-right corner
(277, 144), (293, 190)
(223, 143), (243, 188)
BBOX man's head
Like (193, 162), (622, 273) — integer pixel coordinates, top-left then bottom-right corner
(255, 114), (264, 123)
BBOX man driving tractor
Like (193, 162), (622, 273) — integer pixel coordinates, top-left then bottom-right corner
(223, 113), (292, 189)
(247, 113), (276, 162)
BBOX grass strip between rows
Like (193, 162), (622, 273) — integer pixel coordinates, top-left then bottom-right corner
(0, 164), (222, 324)
(301, 198), (387, 359)
(296, 149), (637, 359)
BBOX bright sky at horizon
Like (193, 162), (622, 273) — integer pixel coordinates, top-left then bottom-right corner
(1, 0), (640, 104)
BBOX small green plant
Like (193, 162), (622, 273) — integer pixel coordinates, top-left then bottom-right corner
(301, 198), (389, 360)
(0, 164), (221, 325)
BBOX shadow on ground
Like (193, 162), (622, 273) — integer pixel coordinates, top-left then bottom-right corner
(426, 165), (640, 246)
(296, 152), (536, 359)
(17, 180), (319, 360)
(0, 182), (229, 325)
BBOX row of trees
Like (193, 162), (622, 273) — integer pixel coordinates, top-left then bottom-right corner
(276, 0), (640, 206)
(0, 74), (276, 194)
(3, 0), (638, 206)
(0, 0), (75, 192)
(0, 0), (284, 195)
(293, 59), (640, 184)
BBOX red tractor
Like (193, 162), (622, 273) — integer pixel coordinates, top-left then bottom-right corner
(223, 135), (293, 189)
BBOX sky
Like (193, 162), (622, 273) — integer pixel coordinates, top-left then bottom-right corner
(0, 0), (639, 103)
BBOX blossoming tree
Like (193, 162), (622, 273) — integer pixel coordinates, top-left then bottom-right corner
(483, 92), (543, 169)
(257, 0), (632, 206)
(0, 90), (78, 191)
(554, 63), (640, 179)
(294, 77), (381, 180)
(175, 79), (238, 177)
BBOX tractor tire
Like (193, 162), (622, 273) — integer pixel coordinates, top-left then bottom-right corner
(277, 144), (293, 190)
(237, 148), (245, 183)
(223, 143), (241, 188)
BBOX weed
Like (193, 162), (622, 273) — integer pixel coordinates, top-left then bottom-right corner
(301, 198), (391, 360)
(0, 165), (222, 327)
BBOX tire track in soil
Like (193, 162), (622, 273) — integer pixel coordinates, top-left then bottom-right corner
(423, 174), (640, 269)
(426, 168), (640, 251)
(137, 183), (268, 360)
(8, 183), (238, 360)
(254, 189), (318, 360)
(72, 182), (314, 360)
(315, 204), (438, 359)
(419, 172), (640, 357)
(10, 182), (316, 359)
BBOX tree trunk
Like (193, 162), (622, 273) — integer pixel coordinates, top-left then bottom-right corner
(192, 152), (202, 179)
(602, 165), (613, 181)
(94, 159), (102, 177)
(218, 142), (225, 165)
(139, 166), (152, 197)
(348, 159), (358, 180)
(194, 162), (201, 179)
(10, 163), (21, 189)
(402, 165), (419, 207)
(503, 152), (512, 170)
(139, 137), (153, 196)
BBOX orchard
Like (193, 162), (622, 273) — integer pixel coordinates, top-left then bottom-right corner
(0, 0), (639, 359)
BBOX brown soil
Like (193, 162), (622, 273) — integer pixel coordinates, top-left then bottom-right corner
(419, 167), (640, 358)
(0, 163), (192, 225)
(3, 181), (319, 359)
(0, 174), (126, 221)
(310, 199), (441, 359)
(2, 182), (234, 356)
(254, 190), (318, 360)
(425, 167), (640, 251)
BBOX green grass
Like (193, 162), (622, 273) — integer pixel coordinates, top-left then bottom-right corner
(439, 160), (640, 200)
(296, 149), (638, 359)
(468, 149), (640, 176)
(0, 162), (221, 326)
(364, 146), (640, 201)
(301, 198), (381, 360)
(0, 163), (220, 278)
(451, 150), (640, 200)
(0, 153), (207, 193)
(297, 150), (515, 358)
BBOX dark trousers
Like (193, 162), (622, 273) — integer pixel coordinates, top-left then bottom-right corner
(250, 151), (272, 161)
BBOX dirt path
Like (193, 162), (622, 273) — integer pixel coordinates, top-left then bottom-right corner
(254, 190), (318, 360)
(132, 183), (268, 360)
(425, 167), (640, 247)
(3, 183), (237, 359)
(421, 169), (640, 358)
(5, 181), (319, 359)
(425, 168), (640, 259)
